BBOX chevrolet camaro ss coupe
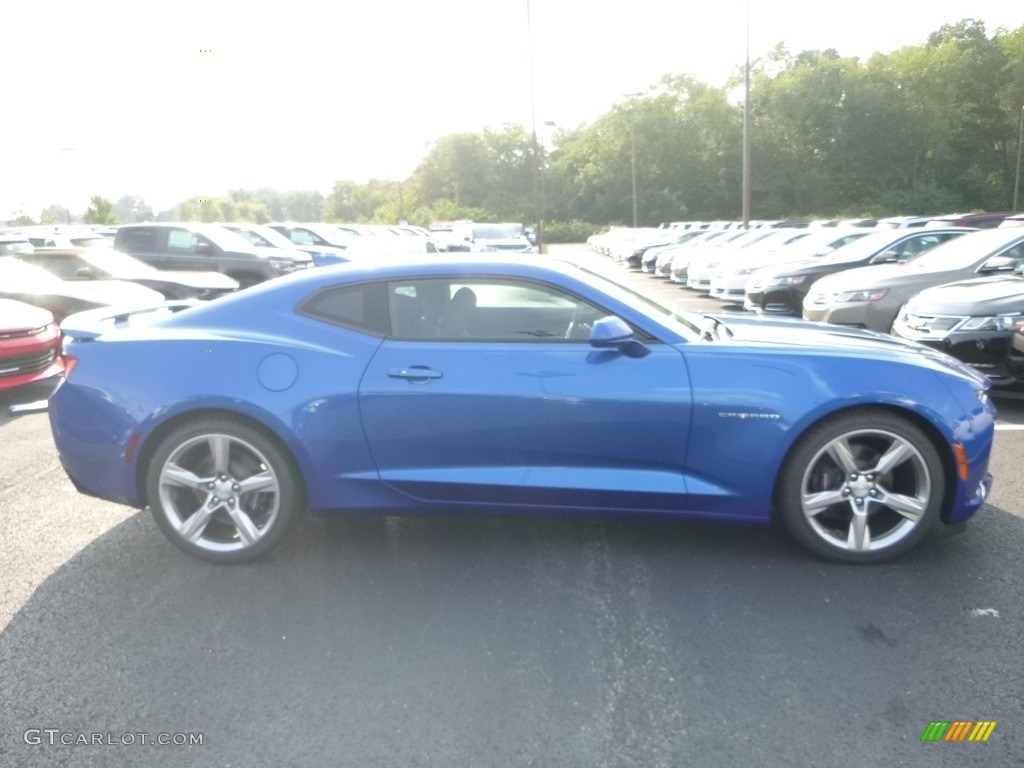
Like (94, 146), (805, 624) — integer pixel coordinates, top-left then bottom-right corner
(48, 257), (996, 564)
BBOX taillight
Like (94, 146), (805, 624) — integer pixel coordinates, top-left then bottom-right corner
(62, 355), (79, 377)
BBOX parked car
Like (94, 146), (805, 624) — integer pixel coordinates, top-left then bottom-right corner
(450, 222), (534, 253)
(0, 299), (64, 392)
(0, 233), (34, 256)
(15, 248), (238, 300)
(218, 223), (336, 266)
(50, 256), (994, 565)
(115, 223), (311, 287)
(666, 231), (733, 282)
(0, 256), (164, 323)
(876, 215), (931, 229)
(687, 229), (801, 292)
(4, 225), (111, 249)
(745, 228), (973, 316)
(927, 212), (1014, 229)
(706, 230), (821, 303)
(999, 214), (1024, 228)
(891, 267), (1024, 386)
(636, 229), (706, 272)
(803, 228), (1024, 332)
(709, 229), (869, 305)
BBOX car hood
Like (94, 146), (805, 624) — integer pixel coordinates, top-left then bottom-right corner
(147, 270), (239, 289)
(4, 278), (163, 306)
(905, 275), (1024, 316)
(709, 312), (989, 385)
(756, 256), (841, 278)
(251, 246), (312, 263)
(0, 298), (55, 331)
(812, 263), (907, 289)
(59, 280), (165, 305)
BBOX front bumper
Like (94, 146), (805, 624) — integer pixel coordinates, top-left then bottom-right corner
(891, 324), (1018, 386)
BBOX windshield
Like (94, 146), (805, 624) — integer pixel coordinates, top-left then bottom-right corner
(814, 230), (927, 263)
(232, 225), (295, 250)
(472, 224), (525, 240)
(905, 229), (1024, 270)
(567, 260), (701, 338)
(195, 225), (262, 251)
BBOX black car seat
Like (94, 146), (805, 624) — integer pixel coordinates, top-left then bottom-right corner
(436, 286), (477, 337)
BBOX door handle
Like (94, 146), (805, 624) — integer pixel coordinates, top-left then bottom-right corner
(388, 366), (443, 381)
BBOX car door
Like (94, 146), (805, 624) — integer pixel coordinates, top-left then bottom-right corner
(357, 276), (694, 511)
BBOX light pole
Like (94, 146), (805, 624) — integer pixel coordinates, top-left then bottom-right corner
(527, 0), (545, 253)
(741, 0), (751, 229)
(624, 93), (642, 227)
(1014, 104), (1024, 212)
(61, 146), (77, 224)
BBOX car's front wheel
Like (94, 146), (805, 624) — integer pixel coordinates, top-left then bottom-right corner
(776, 410), (944, 563)
(145, 418), (303, 562)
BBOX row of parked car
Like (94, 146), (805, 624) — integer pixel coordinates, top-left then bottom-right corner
(0, 217), (542, 397)
(0, 220), (444, 396)
(591, 212), (1024, 386)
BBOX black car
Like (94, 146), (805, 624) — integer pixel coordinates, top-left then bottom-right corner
(743, 228), (973, 316)
(892, 268), (1024, 386)
(15, 248), (239, 300)
(114, 223), (311, 287)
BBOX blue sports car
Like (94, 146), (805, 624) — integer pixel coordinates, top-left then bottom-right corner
(48, 256), (996, 564)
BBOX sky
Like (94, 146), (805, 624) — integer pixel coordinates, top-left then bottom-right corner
(1, 0), (1020, 218)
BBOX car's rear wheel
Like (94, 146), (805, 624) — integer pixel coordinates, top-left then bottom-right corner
(776, 410), (944, 563)
(146, 418), (302, 562)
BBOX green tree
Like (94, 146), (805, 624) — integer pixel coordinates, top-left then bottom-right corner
(113, 195), (153, 223)
(83, 196), (120, 225)
(40, 204), (71, 225)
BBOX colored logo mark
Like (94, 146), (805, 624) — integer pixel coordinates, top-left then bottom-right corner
(921, 721), (996, 742)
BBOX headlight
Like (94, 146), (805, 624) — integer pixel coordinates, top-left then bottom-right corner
(269, 258), (294, 271)
(835, 289), (888, 302)
(768, 274), (807, 286)
(957, 314), (1024, 332)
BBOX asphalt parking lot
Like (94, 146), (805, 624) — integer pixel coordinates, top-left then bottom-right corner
(1, 245), (1022, 767)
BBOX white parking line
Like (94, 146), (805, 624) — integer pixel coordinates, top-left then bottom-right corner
(995, 424), (1024, 431)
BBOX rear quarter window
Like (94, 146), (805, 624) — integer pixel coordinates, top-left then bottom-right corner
(298, 282), (390, 336)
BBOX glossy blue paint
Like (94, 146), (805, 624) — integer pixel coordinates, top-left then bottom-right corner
(49, 256), (995, 535)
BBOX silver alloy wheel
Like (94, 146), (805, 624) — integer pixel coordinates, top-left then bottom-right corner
(156, 432), (281, 555)
(799, 428), (931, 553)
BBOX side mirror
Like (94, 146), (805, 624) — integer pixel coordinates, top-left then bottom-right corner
(979, 255), (1016, 273)
(589, 316), (649, 358)
(875, 250), (900, 263)
(75, 266), (96, 278)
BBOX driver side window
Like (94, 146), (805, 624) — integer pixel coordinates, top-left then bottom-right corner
(387, 278), (607, 342)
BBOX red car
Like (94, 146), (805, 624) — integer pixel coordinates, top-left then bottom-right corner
(0, 299), (64, 392)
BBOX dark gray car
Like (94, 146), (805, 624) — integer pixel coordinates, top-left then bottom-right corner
(892, 268), (1024, 386)
(114, 223), (311, 287)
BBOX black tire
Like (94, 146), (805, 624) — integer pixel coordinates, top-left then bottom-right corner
(776, 409), (944, 564)
(145, 417), (303, 563)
